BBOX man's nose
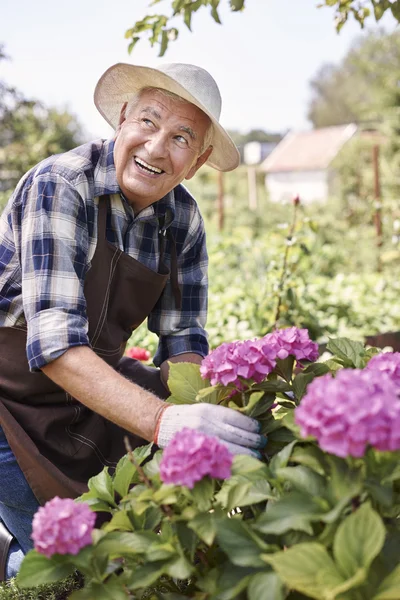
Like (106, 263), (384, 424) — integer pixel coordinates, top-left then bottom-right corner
(145, 131), (168, 158)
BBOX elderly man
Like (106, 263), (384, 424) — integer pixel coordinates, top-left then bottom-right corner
(0, 62), (266, 579)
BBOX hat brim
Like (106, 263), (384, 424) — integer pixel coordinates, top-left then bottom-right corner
(94, 63), (240, 172)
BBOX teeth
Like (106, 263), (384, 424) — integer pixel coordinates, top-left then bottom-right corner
(135, 157), (162, 174)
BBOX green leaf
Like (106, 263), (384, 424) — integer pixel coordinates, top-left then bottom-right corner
(326, 337), (366, 368)
(88, 468), (116, 507)
(165, 554), (194, 579)
(95, 531), (157, 557)
(216, 564), (254, 600)
(113, 455), (136, 498)
(391, 1), (400, 21)
(292, 371), (315, 401)
(276, 465), (326, 497)
(104, 509), (133, 532)
(302, 361), (332, 377)
(230, 0), (245, 10)
(159, 29), (169, 57)
(192, 476), (214, 511)
(275, 356), (295, 382)
(17, 551), (75, 588)
(128, 560), (167, 590)
(373, 563), (400, 599)
(290, 444), (327, 475)
(183, 7), (192, 29)
(254, 492), (325, 535)
(127, 37), (140, 54)
(188, 509), (221, 545)
(247, 571), (285, 600)
(269, 440), (297, 474)
(333, 503), (386, 581)
(216, 476), (273, 511)
(196, 383), (227, 404)
(216, 518), (268, 567)
(231, 453), (268, 476)
(167, 361), (209, 403)
(263, 543), (345, 600)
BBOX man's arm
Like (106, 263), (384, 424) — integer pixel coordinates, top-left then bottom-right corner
(42, 345), (166, 441)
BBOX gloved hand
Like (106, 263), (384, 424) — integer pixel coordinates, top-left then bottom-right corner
(154, 403), (267, 458)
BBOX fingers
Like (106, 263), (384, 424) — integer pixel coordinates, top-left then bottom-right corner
(220, 440), (263, 459)
(206, 404), (260, 433)
(194, 404), (267, 450)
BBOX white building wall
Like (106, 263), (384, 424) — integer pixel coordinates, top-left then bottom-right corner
(265, 170), (329, 204)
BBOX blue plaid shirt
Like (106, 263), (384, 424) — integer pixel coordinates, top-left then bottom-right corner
(0, 139), (209, 370)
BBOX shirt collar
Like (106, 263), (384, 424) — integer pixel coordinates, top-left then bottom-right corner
(94, 138), (176, 228)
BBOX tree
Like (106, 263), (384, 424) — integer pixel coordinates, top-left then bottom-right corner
(0, 46), (83, 206)
(124, 1), (400, 57)
(307, 29), (400, 128)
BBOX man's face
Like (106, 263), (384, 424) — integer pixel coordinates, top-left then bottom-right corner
(113, 89), (212, 212)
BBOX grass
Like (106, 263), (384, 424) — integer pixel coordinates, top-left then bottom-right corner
(0, 573), (83, 600)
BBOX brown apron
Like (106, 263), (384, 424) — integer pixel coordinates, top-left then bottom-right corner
(0, 195), (172, 505)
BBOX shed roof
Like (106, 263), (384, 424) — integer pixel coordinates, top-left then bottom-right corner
(260, 124), (357, 173)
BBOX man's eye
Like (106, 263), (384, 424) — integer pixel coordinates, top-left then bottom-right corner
(142, 118), (154, 127)
(175, 135), (188, 145)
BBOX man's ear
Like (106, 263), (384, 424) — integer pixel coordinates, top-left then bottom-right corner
(185, 146), (213, 180)
(114, 102), (128, 137)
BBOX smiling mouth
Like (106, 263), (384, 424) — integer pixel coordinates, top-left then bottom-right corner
(134, 157), (164, 175)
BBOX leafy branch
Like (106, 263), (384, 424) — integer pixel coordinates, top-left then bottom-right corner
(124, 0), (245, 56)
(124, 0), (400, 56)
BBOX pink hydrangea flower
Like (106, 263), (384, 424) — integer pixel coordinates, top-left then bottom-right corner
(200, 339), (277, 388)
(200, 328), (318, 388)
(366, 352), (400, 391)
(160, 428), (233, 488)
(125, 346), (151, 361)
(265, 327), (319, 362)
(294, 368), (400, 458)
(31, 497), (96, 558)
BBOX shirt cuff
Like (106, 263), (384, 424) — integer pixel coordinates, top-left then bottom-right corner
(153, 331), (209, 367)
(26, 308), (90, 371)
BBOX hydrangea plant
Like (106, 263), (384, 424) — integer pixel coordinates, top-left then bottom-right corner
(17, 331), (400, 600)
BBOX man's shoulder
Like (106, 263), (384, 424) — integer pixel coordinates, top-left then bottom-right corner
(31, 139), (109, 185)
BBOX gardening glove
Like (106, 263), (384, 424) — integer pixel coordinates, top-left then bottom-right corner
(154, 403), (267, 458)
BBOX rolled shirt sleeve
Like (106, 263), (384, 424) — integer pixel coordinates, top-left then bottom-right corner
(20, 173), (92, 371)
(149, 205), (209, 367)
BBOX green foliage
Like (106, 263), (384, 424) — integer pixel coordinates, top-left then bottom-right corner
(308, 29), (400, 128)
(0, 572), (83, 599)
(123, 1), (400, 56)
(125, 0), (246, 57)
(17, 339), (400, 599)
(319, 0), (400, 32)
(0, 49), (83, 213)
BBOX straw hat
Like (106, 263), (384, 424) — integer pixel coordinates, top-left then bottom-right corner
(94, 62), (240, 172)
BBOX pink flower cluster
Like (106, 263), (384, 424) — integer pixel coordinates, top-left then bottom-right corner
(267, 327), (319, 362)
(126, 346), (151, 361)
(200, 327), (319, 388)
(366, 352), (400, 392)
(31, 497), (96, 558)
(294, 368), (400, 458)
(160, 428), (233, 488)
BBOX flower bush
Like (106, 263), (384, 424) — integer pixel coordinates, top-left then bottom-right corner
(17, 329), (400, 600)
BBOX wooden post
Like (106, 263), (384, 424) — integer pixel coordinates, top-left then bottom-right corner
(247, 166), (258, 210)
(217, 170), (224, 231)
(372, 144), (383, 272)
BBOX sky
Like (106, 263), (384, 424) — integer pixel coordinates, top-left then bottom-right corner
(0, 0), (397, 141)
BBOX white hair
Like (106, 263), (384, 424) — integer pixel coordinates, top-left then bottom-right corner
(125, 87), (213, 154)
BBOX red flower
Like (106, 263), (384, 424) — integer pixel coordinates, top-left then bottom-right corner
(125, 346), (151, 361)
